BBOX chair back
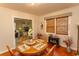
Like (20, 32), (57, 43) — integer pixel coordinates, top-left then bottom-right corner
(6, 45), (15, 56)
(46, 45), (56, 56)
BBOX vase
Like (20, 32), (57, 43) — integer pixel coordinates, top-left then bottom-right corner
(67, 46), (72, 53)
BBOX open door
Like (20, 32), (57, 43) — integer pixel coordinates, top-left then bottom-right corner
(14, 18), (32, 46)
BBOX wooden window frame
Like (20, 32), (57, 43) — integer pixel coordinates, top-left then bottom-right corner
(45, 16), (68, 35)
(46, 18), (55, 33)
(56, 16), (68, 35)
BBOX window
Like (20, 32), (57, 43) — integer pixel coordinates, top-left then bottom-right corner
(56, 16), (68, 35)
(46, 16), (68, 35)
(46, 18), (55, 33)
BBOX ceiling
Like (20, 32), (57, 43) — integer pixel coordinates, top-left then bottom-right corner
(0, 3), (79, 16)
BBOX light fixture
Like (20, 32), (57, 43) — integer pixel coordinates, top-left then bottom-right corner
(31, 3), (35, 5)
(31, 3), (40, 6)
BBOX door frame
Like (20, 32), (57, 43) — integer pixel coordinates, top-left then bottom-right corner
(12, 16), (33, 48)
(77, 25), (79, 54)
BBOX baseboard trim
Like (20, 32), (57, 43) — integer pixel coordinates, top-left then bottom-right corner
(0, 48), (15, 54)
(0, 50), (8, 54)
(60, 44), (77, 51)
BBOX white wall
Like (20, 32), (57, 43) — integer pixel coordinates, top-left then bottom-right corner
(39, 6), (79, 51)
(0, 7), (39, 53)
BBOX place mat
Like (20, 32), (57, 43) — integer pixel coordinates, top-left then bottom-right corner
(18, 44), (30, 52)
(36, 39), (44, 43)
(33, 43), (46, 50)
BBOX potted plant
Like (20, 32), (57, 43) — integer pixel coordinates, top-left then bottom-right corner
(63, 37), (73, 53)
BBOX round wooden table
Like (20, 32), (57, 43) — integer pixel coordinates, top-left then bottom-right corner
(17, 39), (47, 56)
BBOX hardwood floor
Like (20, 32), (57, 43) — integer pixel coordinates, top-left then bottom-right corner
(0, 43), (77, 56)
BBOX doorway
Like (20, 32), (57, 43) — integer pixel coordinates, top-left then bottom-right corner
(77, 25), (79, 55)
(14, 18), (32, 46)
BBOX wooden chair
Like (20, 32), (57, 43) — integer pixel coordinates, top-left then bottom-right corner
(6, 45), (20, 56)
(45, 45), (56, 56)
